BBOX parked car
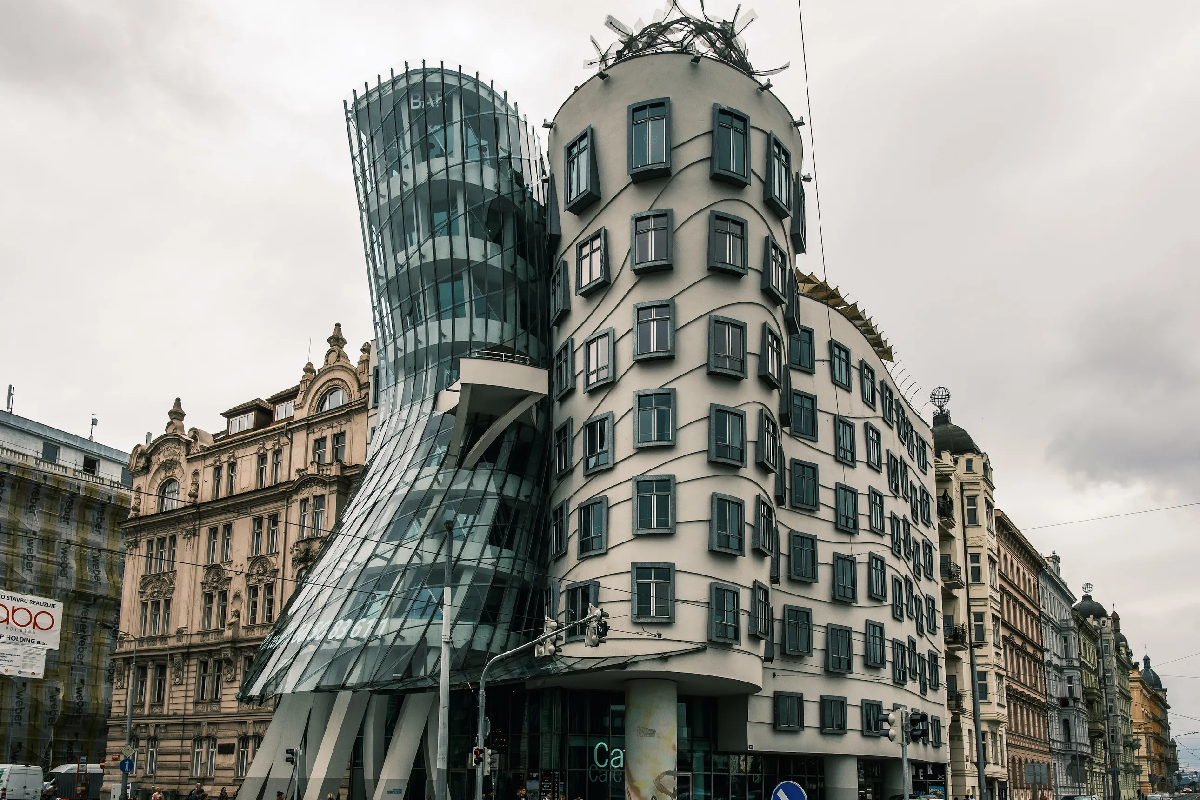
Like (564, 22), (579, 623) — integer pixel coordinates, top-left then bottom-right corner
(0, 765), (46, 800)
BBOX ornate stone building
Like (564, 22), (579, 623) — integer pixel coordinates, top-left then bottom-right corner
(1074, 592), (1137, 800)
(996, 511), (1050, 800)
(1130, 655), (1171, 795)
(1039, 553), (1090, 800)
(106, 325), (373, 796)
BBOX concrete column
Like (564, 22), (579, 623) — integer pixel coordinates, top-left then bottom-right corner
(373, 693), (436, 800)
(361, 695), (389, 800)
(884, 758), (907, 800)
(824, 754), (859, 800)
(304, 691), (371, 800)
(303, 693), (339, 783)
(240, 692), (314, 800)
(624, 680), (677, 800)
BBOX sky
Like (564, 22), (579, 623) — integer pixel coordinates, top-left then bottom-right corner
(3, 0), (1200, 761)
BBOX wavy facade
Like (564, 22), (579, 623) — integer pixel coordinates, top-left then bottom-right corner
(242, 66), (552, 698)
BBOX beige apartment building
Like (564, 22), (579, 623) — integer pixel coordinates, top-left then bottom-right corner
(933, 410), (1007, 800)
(106, 325), (374, 796)
(1130, 655), (1171, 795)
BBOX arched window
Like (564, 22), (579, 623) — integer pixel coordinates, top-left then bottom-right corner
(158, 479), (179, 512)
(317, 387), (347, 412)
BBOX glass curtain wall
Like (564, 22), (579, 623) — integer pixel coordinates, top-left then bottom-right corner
(242, 65), (551, 696)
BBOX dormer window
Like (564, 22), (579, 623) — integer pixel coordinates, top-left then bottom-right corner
(318, 388), (347, 412)
(228, 412), (255, 435)
(274, 400), (295, 421)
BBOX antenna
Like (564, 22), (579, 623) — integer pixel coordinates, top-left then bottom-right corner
(89, 415), (98, 441)
(930, 387), (951, 414)
(5, 384), (12, 413)
(308, 337), (312, 363)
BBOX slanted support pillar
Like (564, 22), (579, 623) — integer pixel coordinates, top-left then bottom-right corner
(241, 693), (314, 800)
(373, 692), (436, 800)
(361, 695), (389, 800)
(304, 691), (371, 800)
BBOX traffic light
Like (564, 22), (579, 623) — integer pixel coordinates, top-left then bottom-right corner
(584, 604), (609, 647)
(285, 748), (297, 765)
(471, 747), (486, 767)
(884, 709), (904, 742)
(535, 618), (561, 657)
(486, 749), (499, 774)
(909, 711), (928, 743)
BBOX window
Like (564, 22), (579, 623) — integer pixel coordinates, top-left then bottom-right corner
(582, 330), (615, 392)
(862, 700), (884, 737)
(221, 523), (232, 562)
(634, 475), (675, 534)
(631, 563), (674, 621)
(708, 316), (747, 377)
(709, 582), (740, 643)
(759, 323), (784, 387)
(790, 391), (818, 440)
(866, 488), (885, 535)
(761, 237), (789, 303)
(193, 738), (206, 777)
(565, 581), (600, 640)
(581, 413), (614, 475)
(550, 501), (568, 558)
(148, 600), (161, 635)
(633, 301), (674, 360)
(931, 716), (943, 747)
(634, 389), (675, 446)
(880, 382), (895, 427)
(922, 540), (935, 579)
(312, 494), (326, 535)
(909, 483), (920, 520)
(255, 453), (267, 489)
(774, 692), (803, 731)
(550, 260), (571, 324)
(859, 361), (877, 408)
(790, 459), (819, 512)
(708, 211), (748, 274)
(711, 105), (750, 185)
(865, 424), (882, 471)
(866, 621), (886, 668)
(891, 577), (903, 620)
(784, 531), (817, 582)
(868, 554), (887, 600)
(236, 736), (251, 778)
(893, 639), (908, 684)
(789, 326), (816, 373)
(553, 339), (575, 400)
(905, 578), (915, 619)
(750, 581), (771, 639)
(833, 554), (857, 603)
(835, 484), (859, 533)
(966, 495), (979, 525)
(146, 737), (159, 775)
(753, 496), (775, 555)
(552, 419), (574, 478)
(228, 411), (254, 434)
(248, 585), (260, 625)
(578, 497), (607, 557)
(783, 606), (813, 655)
(973, 611), (986, 643)
(969, 553), (982, 583)
(708, 404), (746, 466)
(976, 669), (989, 701)
(916, 436), (929, 473)
(274, 399), (295, 421)
(965, 458), (974, 473)
(266, 514), (278, 554)
(135, 664), (147, 704)
(764, 133), (792, 217)
(263, 583), (275, 623)
(251, 517), (263, 556)
(82, 455), (99, 475)
(318, 387), (347, 413)
(917, 653), (928, 694)
(919, 487), (932, 526)
(205, 527), (218, 565)
(834, 416), (856, 466)
(576, 229), (609, 296)
(820, 696), (848, 734)
(216, 590), (228, 629)
(159, 479), (179, 512)
(926, 596), (938, 633)
(312, 435), (328, 465)
(564, 127), (600, 213)
(271, 450), (282, 484)
(333, 432), (346, 463)
(299, 498), (309, 538)
(915, 597), (925, 636)
(630, 210), (673, 271)
(708, 493), (747, 555)
(41, 441), (60, 463)
(196, 658), (210, 701)
(756, 409), (780, 472)
(929, 652), (941, 689)
(986, 500), (994, 530)
(628, 99), (671, 178)
(829, 340), (852, 390)
(824, 624), (852, 673)
(886, 451), (900, 495)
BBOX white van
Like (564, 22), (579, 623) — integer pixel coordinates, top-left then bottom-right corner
(0, 765), (45, 800)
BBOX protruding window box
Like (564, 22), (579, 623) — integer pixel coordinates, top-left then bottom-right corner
(564, 127), (601, 215)
(628, 99), (672, 181)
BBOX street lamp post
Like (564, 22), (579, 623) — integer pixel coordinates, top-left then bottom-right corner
(435, 511), (455, 800)
(101, 625), (137, 800)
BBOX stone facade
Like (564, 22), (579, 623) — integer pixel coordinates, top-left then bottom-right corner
(106, 325), (373, 796)
(1130, 656), (1171, 795)
(996, 512), (1050, 800)
(1038, 553), (1089, 799)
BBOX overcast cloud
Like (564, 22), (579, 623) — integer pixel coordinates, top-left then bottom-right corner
(3, 0), (1199, 760)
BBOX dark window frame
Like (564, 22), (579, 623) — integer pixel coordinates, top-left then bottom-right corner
(790, 459), (820, 512)
(835, 483), (859, 533)
(761, 235), (789, 304)
(790, 390), (818, 440)
(708, 315), (748, 378)
(582, 328), (616, 392)
(832, 553), (858, 604)
(868, 488), (885, 534)
(782, 604), (814, 656)
(826, 625), (853, 674)
(868, 554), (887, 601)
(710, 104), (751, 186)
(755, 407), (781, 473)
(627, 98), (672, 181)
(708, 581), (741, 644)
(550, 500), (568, 559)
(834, 416), (857, 466)
(630, 209), (674, 273)
(763, 132), (792, 218)
(577, 496), (608, 559)
(865, 423), (882, 471)
(553, 419), (573, 479)
(758, 321), (784, 388)
(790, 531), (818, 582)
(829, 339), (852, 391)
(820, 695), (848, 734)
(753, 496), (775, 556)
(581, 412), (615, 476)
(789, 326), (816, 373)
(710, 493), (745, 556)
(630, 561), (675, 622)
(575, 228), (610, 297)
(774, 691), (804, 731)
(550, 260), (571, 324)
(708, 403), (747, 467)
(865, 621), (886, 668)
(862, 700), (885, 737)
(632, 474), (677, 535)
(632, 299), (676, 361)
(859, 360), (877, 409)
(553, 338), (575, 401)
(633, 388), (676, 448)
(564, 126), (601, 214)
(707, 210), (749, 275)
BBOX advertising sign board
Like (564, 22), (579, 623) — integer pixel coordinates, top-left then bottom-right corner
(0, 640), (47, 677)
(0, 590), (63, 649)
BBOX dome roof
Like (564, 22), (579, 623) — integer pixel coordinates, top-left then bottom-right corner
(932, 411), (980, 456)
(1074, 593), (1108, 620)
(1142, 656), (1163, 690)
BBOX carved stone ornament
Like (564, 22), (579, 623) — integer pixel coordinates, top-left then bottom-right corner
(291, 538), (322, 572)
(201, 564), (232, 592)
(130, 494), (142, 518)
(188, 470), (200, 501)
(171, 655), (184, 685)
(113, 661), (127, 689)
(139, 571), (176, 600)
(166, 398), (186, 436)
(221, 649), (237, 682)
(245, 555), (278, 585)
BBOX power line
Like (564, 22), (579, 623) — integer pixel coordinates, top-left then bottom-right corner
(1025, 500), (1200, 531)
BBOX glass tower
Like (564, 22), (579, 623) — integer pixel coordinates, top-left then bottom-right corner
(243, 65), (552, 697)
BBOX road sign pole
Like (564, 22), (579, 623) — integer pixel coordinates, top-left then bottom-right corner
(901, 710), (910, 800)
(122, 636), (136, 800)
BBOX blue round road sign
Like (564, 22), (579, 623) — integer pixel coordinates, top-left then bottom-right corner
(773, 782), (807, 800)
(119, 758), (135, 774)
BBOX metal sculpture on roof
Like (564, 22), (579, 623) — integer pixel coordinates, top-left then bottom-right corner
(586, 1), (789, 78)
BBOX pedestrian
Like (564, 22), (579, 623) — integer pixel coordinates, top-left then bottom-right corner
(188, 785), (204, 800)
(516, 788), (527, 800)
(152, 788), (163, 800)
(219, 789), (229, 800)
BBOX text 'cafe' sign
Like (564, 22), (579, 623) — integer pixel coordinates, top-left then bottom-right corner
(0, 590), (63, 650)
